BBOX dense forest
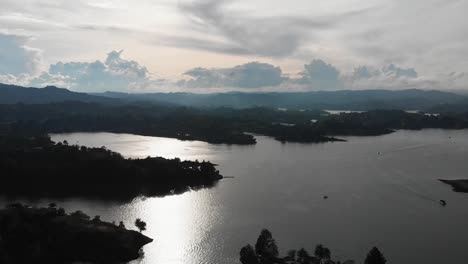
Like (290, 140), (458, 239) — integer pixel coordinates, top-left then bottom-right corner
(0, 133), (222, 199)
(2, 102), (468, 145)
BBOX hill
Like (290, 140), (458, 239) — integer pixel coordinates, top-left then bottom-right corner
(0, 83), (118, 104)
(97, 89), (468, 110)
(2, 83), (467, 111)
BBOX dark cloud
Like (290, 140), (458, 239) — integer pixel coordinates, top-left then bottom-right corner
(180, 62), (286, 88)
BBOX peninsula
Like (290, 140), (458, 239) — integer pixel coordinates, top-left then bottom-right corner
(0, 203), (153, 264)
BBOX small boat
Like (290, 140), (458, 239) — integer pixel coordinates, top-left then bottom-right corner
(439, 200), (447, 206)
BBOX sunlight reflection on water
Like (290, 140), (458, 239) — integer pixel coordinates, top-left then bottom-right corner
(37, 130), (468, 264)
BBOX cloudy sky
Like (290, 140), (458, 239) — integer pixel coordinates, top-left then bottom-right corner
(0, 0), (467, 92)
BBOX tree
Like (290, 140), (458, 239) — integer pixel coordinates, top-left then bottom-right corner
(315, 244), (331, 260)
(134, 218), (147, 232)
(118, 221), (125, 228)
(365, 247), (386, 264)
(240, 244), (259, 264)
(57, 208), (65, 216)
(92, 215), (101, 223)
(255, 229), (279, 258)
(285, 250), (297, 261)
(70, 210), (90, 220)
(297, 248), (311, 264)
(323, 247), (331, 260)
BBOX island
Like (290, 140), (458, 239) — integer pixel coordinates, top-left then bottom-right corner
(0, 203), (152, 264)
(0, 133), (223, 200)
(439, 179), (468, 193)
(2, 99), (468, 145)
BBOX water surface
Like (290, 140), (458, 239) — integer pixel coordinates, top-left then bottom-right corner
(5, 130), (468, 264)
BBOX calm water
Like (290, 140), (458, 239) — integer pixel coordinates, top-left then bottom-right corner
(4, 130), (468, 264)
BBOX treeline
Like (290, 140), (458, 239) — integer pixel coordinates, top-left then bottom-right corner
(241, 229), (386, 264)
(319, 110), (468, 134)
(2, 102), (468, 145)
(0, 102), (257, 144)
(0, 102), (337, 144)
(0, 134), (222, 199)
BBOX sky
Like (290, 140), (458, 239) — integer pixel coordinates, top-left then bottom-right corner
(0, 0), (467, 93)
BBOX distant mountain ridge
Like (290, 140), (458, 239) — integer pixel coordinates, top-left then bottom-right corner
(98, 89), (468, 111)
(1, 83), (467, 111)
(0, 83), (118, 104)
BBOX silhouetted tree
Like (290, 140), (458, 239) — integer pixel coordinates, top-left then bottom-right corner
(240, 244), (259, 264)
(92, 215), (101, 223)
(48, 203), (57, 209)
(255, 229), (279, 258)
(365, 247), (386, 264)
(285, 250), (296, 261)
(315, 244), (331, 260)
(70, 210), (90, 220)
(324, 247), (331, 259)
(297, 248), (311, 264)
(118, 221), (125, 228)
(135, 218), (147, 232)
(57, 208), (65, 216)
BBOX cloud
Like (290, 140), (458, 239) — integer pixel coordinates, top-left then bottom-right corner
(30, 50), (162, 92)
(440, 72), (468, 90)
(352, 64), (418, 80)
(346, 64), (432, 90)
(180, 62), (286, 88)
(0, 33), (43, 75)
(382, 64), (418, 78)
(175, 0), (361, 58)
(1, 0), (467, 84)
(295, 59), (343, 90)
(0, 29), (465, 93)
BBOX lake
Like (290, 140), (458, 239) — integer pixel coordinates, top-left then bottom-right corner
(4, 130), (468, 264)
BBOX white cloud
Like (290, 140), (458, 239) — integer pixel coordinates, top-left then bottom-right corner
(0, 33), (43, 75)
(29, 50), (168, 93)
(0, 0), (467, 85)
(0, 28), (466, 92)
